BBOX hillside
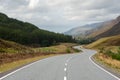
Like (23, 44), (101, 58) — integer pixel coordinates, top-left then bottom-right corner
(86, 35), (120, 48)
(0, 12), (74, 47)
(88, 16), (120, 38)
(0, 39), (29, 53)
(95, 21), (120, 39)
(87, 34), (120, 72)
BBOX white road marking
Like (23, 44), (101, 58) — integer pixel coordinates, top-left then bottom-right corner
(89, 55), (120, 80)
(64, 68), (67, 72)
(63, 57), (73, 80)
(64, 76), (67, 80)
(65, 63), (67, 66)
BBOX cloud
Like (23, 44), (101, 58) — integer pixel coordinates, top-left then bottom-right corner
(28, 0), (39, 9)
(0, 0), (120, 33)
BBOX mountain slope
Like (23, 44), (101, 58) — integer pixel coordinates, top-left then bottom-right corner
(88, 16), (120, 38)
(86, 35), (120, 48)
(95, 19), (120, 39)
(0, 12), (74, 46)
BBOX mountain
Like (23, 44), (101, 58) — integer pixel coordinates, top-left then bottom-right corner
(95, 21), (120, 39)
(0, 12), (74, 46)
(64, 15), (120, 39)
(64, 22), (103, 36)
(88, 16), (120, 38)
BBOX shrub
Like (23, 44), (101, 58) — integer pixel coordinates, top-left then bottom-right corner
(66, 48), (71, 53)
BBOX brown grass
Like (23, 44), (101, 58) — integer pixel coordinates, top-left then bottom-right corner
(94, 53), (120, 72)
(86, 35), (120, 49)
(0, 54), (60, 72)
(86, 35), (120, 72)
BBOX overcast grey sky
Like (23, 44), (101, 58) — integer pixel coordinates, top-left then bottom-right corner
(0, 0), (120, 33)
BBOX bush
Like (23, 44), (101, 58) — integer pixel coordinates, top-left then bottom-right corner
(66, 48), (71, 53)
(74, 48), (81, 52)
(104, 49), (120, 61)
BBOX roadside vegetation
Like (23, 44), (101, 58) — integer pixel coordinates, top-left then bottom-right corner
(86, 35), (120, 73)
(94, 46), (120, 72)
(0, 39), (80, 72)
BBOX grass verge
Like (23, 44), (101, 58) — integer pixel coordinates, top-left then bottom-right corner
(93, 46), (120, 73)
(94, 53), (120, 73)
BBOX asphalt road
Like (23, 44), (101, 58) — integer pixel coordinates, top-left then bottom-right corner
(0, 46), (120, 80)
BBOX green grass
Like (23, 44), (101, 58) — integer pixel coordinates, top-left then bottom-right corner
(33, 43), (79, 54)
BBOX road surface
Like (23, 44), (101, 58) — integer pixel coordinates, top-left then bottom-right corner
(0, 46), (119, 80)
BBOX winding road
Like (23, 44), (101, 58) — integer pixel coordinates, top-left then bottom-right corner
(0, 46), (120, 80)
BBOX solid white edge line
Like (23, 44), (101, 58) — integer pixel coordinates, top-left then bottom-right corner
(89, 55), (120, 80)
(0, 59), (42, 80)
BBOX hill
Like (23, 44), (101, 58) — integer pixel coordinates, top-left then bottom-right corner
(88, 16), (120, 38)
(86, 35), (120, 48)
(95, 20), (120, 39)
(0, 12), (74, 46)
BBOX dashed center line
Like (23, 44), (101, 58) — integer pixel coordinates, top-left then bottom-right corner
(64, 57), (73, 80)
(64, 68), (67, 71)
(64, 76), (67, 80)
(65, 63), (67, 66)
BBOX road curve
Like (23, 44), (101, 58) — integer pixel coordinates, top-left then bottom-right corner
(0, 46), (119, 80)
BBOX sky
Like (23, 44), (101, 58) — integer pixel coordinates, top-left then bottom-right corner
(0, 0), (120, 33)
